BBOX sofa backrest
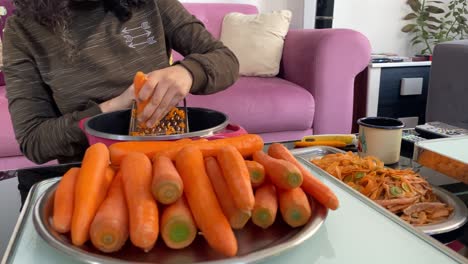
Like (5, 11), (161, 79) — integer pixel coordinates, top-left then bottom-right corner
(0, 0), (14, 40)
(182, 3), (258, 39)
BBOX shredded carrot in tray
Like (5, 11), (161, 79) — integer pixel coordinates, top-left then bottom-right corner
(311, 152), (453, 226)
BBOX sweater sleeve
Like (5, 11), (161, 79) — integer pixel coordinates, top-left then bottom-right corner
(156, 0), (240, 95)
(2, 18), (102, 164)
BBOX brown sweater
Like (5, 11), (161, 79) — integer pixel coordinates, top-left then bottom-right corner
(3, 0), (239, 164)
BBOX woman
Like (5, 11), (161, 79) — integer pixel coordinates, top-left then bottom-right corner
(3, 0), (239, 164)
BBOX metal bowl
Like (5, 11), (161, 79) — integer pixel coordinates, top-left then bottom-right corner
(83, 107), (229, 142)
(33, 182), (328, 264)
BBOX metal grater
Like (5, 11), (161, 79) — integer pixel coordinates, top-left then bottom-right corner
(129, 98), (189, 136)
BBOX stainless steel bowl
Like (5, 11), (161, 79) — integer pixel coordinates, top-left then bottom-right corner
(84, 107), (229, 141)
(33, 181), (328, 264)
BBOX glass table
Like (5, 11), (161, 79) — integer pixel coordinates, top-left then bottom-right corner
(0, 143), (467, 263)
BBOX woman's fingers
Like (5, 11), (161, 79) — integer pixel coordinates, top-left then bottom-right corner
(146, 88), (182, 128)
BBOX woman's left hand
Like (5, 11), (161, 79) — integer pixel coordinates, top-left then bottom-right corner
(137, 65), (193, 127)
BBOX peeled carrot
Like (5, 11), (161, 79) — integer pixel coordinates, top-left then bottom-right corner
(245, 160), (265, 188)
(134, 71), (149, 127)
(217, 145), (255, 211)
(90, 172), (129, 253)
(71, 143), (113, 246)
(252, 184), (278, 229)
(205, 157), (251, 229)
(52, 167), (80, 233)
(294, 140), (346, 148)
(121, 152), (159, 252)
(156, 134), (264, 160)
(278, 187), (312, 227)
(268, 143), (339, 210)
(175, 146), (237, 257)
(252, 151), (303, 190)
(152, 155), (183, 205)
(109, 138), (192, 166)
(160, 197), (197, 249)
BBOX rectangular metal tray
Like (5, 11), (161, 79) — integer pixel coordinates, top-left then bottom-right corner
(413, 137), (468, 183)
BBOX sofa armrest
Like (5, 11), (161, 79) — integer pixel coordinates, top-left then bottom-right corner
(281, 29), (371, 134)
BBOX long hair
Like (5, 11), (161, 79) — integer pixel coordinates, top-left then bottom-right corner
(12, 0), (147, 57)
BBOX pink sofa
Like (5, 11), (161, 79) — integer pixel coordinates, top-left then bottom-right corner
(0, 2), (371, 171)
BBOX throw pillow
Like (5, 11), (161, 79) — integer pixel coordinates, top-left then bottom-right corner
(220, 10), (292, 77)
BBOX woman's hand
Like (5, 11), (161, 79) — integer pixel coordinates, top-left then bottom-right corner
(137, 65), (193, 127)
(99, 84), (135, 113)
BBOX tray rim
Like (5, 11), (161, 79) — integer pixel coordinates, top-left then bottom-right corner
(31, 178), (328, 264)
(290, 146), (467, 264)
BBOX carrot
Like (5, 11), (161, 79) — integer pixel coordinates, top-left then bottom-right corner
(52, 167), (80, 233)
(152, 155), (183, 205)
(109, 138), (192, 166)
(160, 197), (197, 249)
(245, 160), (265, 188)
(121, 152), (159, 252)
(217, 145), (255, 211)
(252, 184), (278, 229)
(175, 145), (237, 257)
(156, 134), (264, 160)
(133, 71), (149, 127)
(89, 172), (129, 253)
(71, 143), (113, 246)
(252, 151), (303, 190)
(268, 143), (339, 210)
(278, 187), (312, 227)
(205, 157), (251, 229)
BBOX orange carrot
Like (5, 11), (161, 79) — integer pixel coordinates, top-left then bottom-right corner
(252, 184), (278, 229)
(252, 151), (303, 190)
(205, 157), (251, 229)
(134, 71), (149, 127)
(109, 138), (192, 166)
(156, 134), (264, 160)
(160, 197), (197, 249)
(152, 155), (183, 205)
(217, 145), (255, 211)
(268, 143), (339, 210)
(278, 187), (312, 227)
(52, 167), (80, 233)
(71, 143), (113, 246)
(245, 160), (265, 188)
(89, 172), (129, 253)
(175, 146), (237, 257)
(121, 152), (159, 252)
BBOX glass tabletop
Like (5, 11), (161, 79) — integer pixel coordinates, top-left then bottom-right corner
(2, 150), (467, 264)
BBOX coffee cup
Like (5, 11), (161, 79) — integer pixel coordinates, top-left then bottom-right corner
(357, 117), (405, 165)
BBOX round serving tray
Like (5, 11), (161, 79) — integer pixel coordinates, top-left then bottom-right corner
(33, 181), (328, 264)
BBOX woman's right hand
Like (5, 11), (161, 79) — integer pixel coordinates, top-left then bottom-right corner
(99, 85), (135, 113)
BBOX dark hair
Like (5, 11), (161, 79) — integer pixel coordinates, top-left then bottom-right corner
(12, 0), (147, 56)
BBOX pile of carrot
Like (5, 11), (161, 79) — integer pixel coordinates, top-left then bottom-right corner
(51, 135), (339, 257)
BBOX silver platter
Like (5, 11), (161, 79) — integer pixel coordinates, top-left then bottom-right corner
(291, 146), (467, 235)
(33, 180), (327, 264)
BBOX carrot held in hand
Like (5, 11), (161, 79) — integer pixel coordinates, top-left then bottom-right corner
(278, 187), (312, 227)
(253, 151), (303, 190)
(268, 143), (339, 210)
(71, 143), (113, 246)
(152, 155), (183, 205)
(176, 146), (237, 257)
(245, 160), (265, 188)
(252, 184), (278, 229)
(205, 157), (251, 229)
(90, 172), (129, 253)
(217, 145), (255, 211)
(52, 167), (80, 233)
(160, 197), (197, 249)
(134, 71), (149, 127)
(121, 152), (159, 252)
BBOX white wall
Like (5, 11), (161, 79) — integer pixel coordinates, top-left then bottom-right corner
(180, 0), (305, 29)
(333, 0), (450, 57)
